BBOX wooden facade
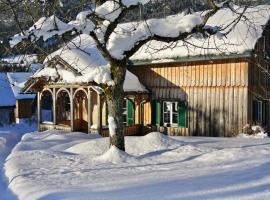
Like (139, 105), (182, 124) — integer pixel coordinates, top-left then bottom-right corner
(15, 99), (35, 120)
(36, 84), (148, 136)
(129, 58), (251, 137)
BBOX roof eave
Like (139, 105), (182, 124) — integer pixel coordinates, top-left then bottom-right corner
(129, 51), (252, 66)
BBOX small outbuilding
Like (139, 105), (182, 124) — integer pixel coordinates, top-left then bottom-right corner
(0, 72), (36, 125)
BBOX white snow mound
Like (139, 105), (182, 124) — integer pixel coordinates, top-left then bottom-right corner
(126, 132), (181, 155)
(94, 146), (137, 164)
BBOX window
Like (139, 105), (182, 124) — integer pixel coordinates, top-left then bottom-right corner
(152, 100), (188, 128)
(106, 99), (134, 126)
(122, 100), (128, 126)
(163, 101), (178, 127)
(253, 100), (263, 124)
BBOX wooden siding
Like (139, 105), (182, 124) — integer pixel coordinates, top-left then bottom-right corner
(16, 99), (34, 119)
(100, 125), (141, 137)
(248, 24), (270, 128)
(129, 58), (249, 137)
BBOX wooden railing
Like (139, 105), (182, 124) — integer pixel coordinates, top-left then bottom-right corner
(100, 124), (141, 137)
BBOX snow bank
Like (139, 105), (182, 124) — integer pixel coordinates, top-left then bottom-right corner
(238, 125), (268, 139)
(126, 132), (181, 155)
(238, 132), (268, 139)
(5, 130), (270, 200)
(94, 146), (137, 164)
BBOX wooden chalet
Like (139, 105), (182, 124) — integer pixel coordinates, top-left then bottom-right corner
(22, 35), (149, 136)
(22, 6), (270, 137)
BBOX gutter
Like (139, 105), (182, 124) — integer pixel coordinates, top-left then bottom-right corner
(128, 52), (252, 66)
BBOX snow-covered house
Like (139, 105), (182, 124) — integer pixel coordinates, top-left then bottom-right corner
(22, 5), (270, 137)
(22, 35), (148, 135)
(128, 5), (270, 136)
(0, 73), (36, 125)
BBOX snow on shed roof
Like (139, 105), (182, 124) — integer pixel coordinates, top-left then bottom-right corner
(34, 34), (147, 92)
(130, 5), (270, 62)
(0, 73), (16, 107)
(7, 73), (36, 100)
(0, 72), (35, 107)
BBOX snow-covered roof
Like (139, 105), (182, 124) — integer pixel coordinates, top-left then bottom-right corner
(0, 72), (35, 107)
(7, 73), (36, 100)
(34, 34), (147, 92)
(0, 73), (16, 107)
(131, 5), (270, 62)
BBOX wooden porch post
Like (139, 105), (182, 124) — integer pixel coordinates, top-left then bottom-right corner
(97, 94), (102, 135)
(87, 88), (92, 133)
(70, 88), (74, 132)
(37, 91), (41, 131)
(53, 88), (56, 127)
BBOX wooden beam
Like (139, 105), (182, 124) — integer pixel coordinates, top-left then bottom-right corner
(87, 89), (92, 133)
(37, 92), (41, 131)
(70, 88), (74, 132)
(97, 94), (102, 135)
(53, 88), (56, 127)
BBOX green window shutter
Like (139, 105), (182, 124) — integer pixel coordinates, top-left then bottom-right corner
(178, 101), (187, 127)
(127, 99), (134, 125)
(152, 100), (161, 125)
(106, 102), (109, 126)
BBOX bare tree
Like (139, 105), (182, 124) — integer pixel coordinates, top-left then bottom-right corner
(8, 0), (265, 151)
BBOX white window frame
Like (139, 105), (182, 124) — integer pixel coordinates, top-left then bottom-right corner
(163, 101), (178, 127)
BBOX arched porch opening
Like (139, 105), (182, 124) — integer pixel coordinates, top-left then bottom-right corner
(56, 89), (71, 126)
(74, 89), (88, 132)
(41, 89), (53, 124)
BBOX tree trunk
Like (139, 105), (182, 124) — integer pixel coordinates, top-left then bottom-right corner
(105, 60), (126, 151)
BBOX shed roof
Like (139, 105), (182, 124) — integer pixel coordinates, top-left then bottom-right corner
(0, 72), (36, 107)
(0, 73), (16, 107)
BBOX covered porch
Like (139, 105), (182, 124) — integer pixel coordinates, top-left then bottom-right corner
(37, 85), (149, 136)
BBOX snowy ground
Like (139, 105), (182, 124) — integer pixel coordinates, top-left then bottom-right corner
(0, 123), (36, 200)
(4, 130), (270, 200)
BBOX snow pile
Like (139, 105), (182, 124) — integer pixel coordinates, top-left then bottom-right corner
(238, 125), (268, 139)
(94, 145), (137, 164)
(238, 124), (268, 139)
(0, 123), (36, 199)
(126, 132), (181, 155)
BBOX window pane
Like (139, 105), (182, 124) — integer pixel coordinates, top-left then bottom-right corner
(172, 113), (178, 124)
(172, 102), (178, 112)
(164, 102), (171, 112)
(164, 113), (170, 123)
